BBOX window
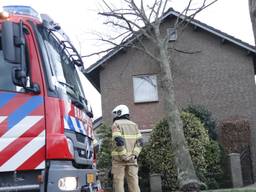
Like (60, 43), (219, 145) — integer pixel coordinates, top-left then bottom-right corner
(133, 74), (158, 103)
(0, 38), (25, 92)
(167, 27), (177, 41)
(0, 50), (16, 91)
(41, 29), (85, 100)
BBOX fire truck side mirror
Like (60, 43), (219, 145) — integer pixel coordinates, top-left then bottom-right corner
(86, 104), (94, 118)
(2, 21), (18, 63)
(25, 83), (41, 95)
(86, 110), (94, 118)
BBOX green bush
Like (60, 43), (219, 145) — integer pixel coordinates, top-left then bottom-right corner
(95, 124), (113, 190)
(184, 105), (228, 188)
(141, 111), (223, 191)
(184, 105), (218, 140)
(204, 140), (223, 189)
(138, 146), (151, 192)
(96, 124), (112, 169)
(141, 119), (176, 190)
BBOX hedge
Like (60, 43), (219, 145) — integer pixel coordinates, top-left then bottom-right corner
(139, 111), (223, 191)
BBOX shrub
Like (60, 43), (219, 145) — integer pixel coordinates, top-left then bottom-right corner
(95, 124), (113, 190)
(96, 124), (112, 170)
(184, 105), (217, 140)
(143, 111), (222, 190)
(184, 105), (229, 187)
(138, 146), (151, 192)
(142, 119), (177, 190)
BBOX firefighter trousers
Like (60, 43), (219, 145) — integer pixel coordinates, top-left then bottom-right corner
(112, 163), (140, 192)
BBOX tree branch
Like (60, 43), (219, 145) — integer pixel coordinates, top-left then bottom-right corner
(131, 44), (160, 62)
(155, 0), (163, 21)
(99, 11), (156, 43)
(108, 30), (131, 41)
(129, 0), (151, 27)
(176, 0), (218, 34)
(81, 47), (115, 58)
(160, 0), (169, 17)
(103, 20), (132, 32)
(148, 0), (158, 21)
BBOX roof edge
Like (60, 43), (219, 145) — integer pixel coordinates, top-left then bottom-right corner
(85, 9), (256, 74)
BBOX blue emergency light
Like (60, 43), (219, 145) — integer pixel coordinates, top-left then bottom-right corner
(3, 5), (40, 19)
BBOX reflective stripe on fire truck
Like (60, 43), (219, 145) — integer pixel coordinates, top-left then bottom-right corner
(0, 93), (45, 171)
(36, 161), (45, 169)
(0, 130), (45, 171)
(0, 116), (43, 151)
(8, 96), (42, 128)
(64, 115), (93, 138)
(0, 92), (16, 108)
(64, 115), (86, 135)
(0, 116), (7, 124)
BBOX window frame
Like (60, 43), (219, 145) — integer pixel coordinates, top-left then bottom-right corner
(132, 74), (159, 103)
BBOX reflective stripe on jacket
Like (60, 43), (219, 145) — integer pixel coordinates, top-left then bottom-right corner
(111, 119), (142, 163)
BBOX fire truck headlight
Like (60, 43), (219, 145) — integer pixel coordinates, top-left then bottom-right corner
(58, 177), (78, 191)
(67, 138), (75, 157)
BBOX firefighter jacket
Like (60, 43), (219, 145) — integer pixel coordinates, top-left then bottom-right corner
(111, 119), (143, 164)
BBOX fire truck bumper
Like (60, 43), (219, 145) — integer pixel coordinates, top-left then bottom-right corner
(47, 160), (97, 192)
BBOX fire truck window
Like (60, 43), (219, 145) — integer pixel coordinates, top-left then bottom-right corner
(43, 33), (85, 99)
(0, 51), (15, 91)
(0, 50), (24, 92)
(0, 37), (26, 93)
(44, 40), (66, 83)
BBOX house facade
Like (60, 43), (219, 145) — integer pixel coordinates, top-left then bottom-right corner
(86, 10), (256, 179)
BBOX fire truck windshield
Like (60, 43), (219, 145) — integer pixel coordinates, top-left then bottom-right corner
(37, 26), (86, 108)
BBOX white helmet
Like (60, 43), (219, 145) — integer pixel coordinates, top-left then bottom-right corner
(112, 105), (129, 118)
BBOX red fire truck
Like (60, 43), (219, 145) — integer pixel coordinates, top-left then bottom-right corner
(0, 5), (100, 192)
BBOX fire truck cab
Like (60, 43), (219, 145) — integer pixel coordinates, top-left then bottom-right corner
(0, 5), (98, 192)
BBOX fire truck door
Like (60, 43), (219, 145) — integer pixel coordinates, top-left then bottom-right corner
(0, 21), (46, 172)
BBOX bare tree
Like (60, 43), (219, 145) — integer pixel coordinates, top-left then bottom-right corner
(85, 0), (217, 191)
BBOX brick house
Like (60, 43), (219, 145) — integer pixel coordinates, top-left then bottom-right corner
(86, 9), (256, 180)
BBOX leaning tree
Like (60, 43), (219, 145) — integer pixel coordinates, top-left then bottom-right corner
(85, 0), (217, 190)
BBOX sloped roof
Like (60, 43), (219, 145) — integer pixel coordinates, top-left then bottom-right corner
(85, 8), (255, 91)
(93, 116), (102, 130)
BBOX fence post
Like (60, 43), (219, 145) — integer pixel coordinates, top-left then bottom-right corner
(229, 153), (243, 188)
(150, 173), (162, 192)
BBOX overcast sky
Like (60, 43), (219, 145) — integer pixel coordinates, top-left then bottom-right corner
(1, 0), (254, 119)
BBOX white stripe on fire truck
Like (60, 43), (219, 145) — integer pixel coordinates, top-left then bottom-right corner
(0, 116), (7, 124)
(64, 117), (69, 129)
(76, 119), (86, 135)
(35, 161), (45, 169)
(0, 116), (43, 151)
(70, 116), (86, 135)
(80, 121), (86, 135)
(0, 130), (45, 172)
(70, 116), (81, 133)
(63, 116), (87, 135)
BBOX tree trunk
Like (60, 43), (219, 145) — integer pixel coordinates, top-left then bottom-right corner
(158, 43), (200, 191)
(248, 0), (256, 181)
(249, 0), (256, 44)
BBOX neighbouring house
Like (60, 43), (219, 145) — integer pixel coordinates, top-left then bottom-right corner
(86, 8), (256, 182)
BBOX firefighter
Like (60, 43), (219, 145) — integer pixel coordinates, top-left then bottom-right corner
(111, 104), (143, 192)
